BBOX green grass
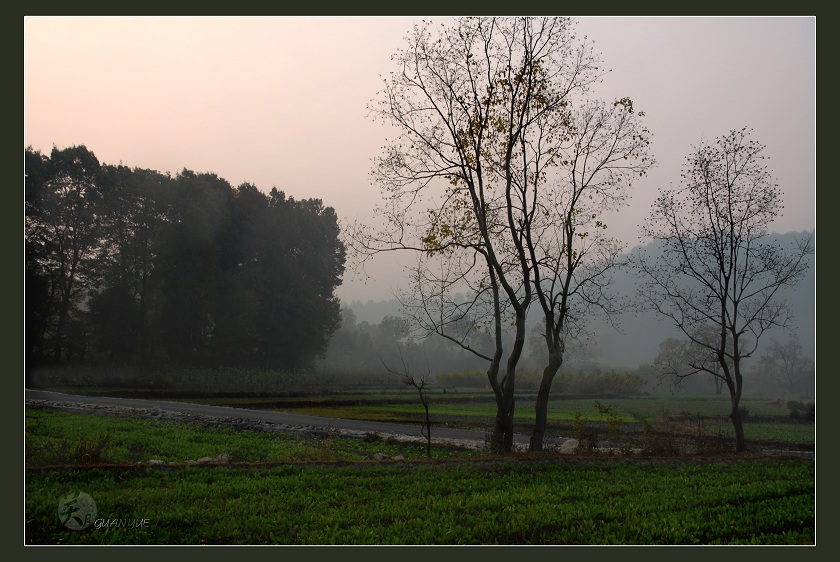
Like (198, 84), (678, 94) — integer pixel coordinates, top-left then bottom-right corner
(25, 408), (476, 467)
(284, 395), (814, 446)
(25, 403), (815, 545)
(280, 394), (798, 421)
(26, 460), (814, 544)
(691, 420), (815, 446)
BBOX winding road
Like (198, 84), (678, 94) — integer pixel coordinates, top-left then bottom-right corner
(25, 389), (563, 448)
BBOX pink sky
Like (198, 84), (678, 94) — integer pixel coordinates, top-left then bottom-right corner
(24, 16), (816, 302)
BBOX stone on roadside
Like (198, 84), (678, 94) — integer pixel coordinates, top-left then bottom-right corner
(559, 439), (579, 454)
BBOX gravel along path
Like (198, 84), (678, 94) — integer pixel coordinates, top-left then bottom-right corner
(25, 389), (562, 452)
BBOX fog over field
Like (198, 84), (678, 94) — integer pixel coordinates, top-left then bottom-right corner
(336, 231), (814, 383)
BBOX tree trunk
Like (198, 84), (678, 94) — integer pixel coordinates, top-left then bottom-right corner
(503, 318), (527, 452)
(52, 301), (69, 362)
(530, 358), (560, 452)
(730, 350), (747, 452)
(490, 394), (515, 454)
(421, 401), (431, 458)
(487, 359), (508, 453)
(489, 323), (525, 454)
(730, 402), (747, 452)
(489, 366), (517, 453)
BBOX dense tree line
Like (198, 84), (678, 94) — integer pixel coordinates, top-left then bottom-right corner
(25, 145), (346, 381)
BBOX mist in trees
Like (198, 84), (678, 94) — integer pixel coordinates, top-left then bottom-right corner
(316, 305), (494, 376)
(752, 334), (814, 398)
(25, 145), (346, 377)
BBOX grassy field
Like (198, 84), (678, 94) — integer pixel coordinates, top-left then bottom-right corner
(25, 368), (816, 545)
(25, 408), (477, 466)
(221, 393), (815, 448)
(25, 406), (815, 545)
(41, 382), (815, 448)
(26, 457), (814, 545)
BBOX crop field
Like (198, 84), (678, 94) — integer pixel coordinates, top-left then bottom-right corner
(26, 456), (814, 545)
(25, 368), (816, 545)
(25, 403), (815, 545)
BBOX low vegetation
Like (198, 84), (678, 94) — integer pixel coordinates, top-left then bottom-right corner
(435, 369), (647, 395)
(26, 459), (813, 544)
(28, 365), (394, 396)
(25, 368), (815, 545)
(25, 408), (474, 467)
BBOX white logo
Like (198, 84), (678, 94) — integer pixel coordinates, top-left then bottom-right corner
(58, 491), (97, 531)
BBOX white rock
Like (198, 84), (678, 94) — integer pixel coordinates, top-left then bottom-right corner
(559, 439), (579, 454)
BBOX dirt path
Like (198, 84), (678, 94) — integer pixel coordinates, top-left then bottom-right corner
(25, 389), (569, 452)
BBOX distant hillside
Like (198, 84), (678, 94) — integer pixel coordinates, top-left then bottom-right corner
(341, 230), (815, 373)
(574, 230), (815, 371)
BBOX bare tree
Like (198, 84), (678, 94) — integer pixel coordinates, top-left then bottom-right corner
(380, 346), (434, 458)
(633, 127), (814, 452)
(524, 97), (653, 451)
(347, 17), (607, 452)
(653, 325), (729, 395)
(755, 334), (814, 398)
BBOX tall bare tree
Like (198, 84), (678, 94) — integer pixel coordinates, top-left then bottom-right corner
(633, 127), (813, 452)
(347, 17), (606, 452)
(524, 97), (653, 451)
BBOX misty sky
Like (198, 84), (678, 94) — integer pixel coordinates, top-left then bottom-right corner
(24, 16), (816, 302)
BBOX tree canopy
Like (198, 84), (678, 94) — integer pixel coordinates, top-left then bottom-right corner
(25, 145), (346, 376)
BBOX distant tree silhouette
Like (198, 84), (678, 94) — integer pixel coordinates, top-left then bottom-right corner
(633, 127), (813, 452)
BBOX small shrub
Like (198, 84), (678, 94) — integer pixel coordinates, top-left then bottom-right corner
(638, 419), (680, 457)
(594, 401), (626, 454)
(318, 439), (333, 460)
(571, 412), (598, 454)
(787, 400), (815, 423)
(26, 433), (114, 466)
(686, 415), (732, 454)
